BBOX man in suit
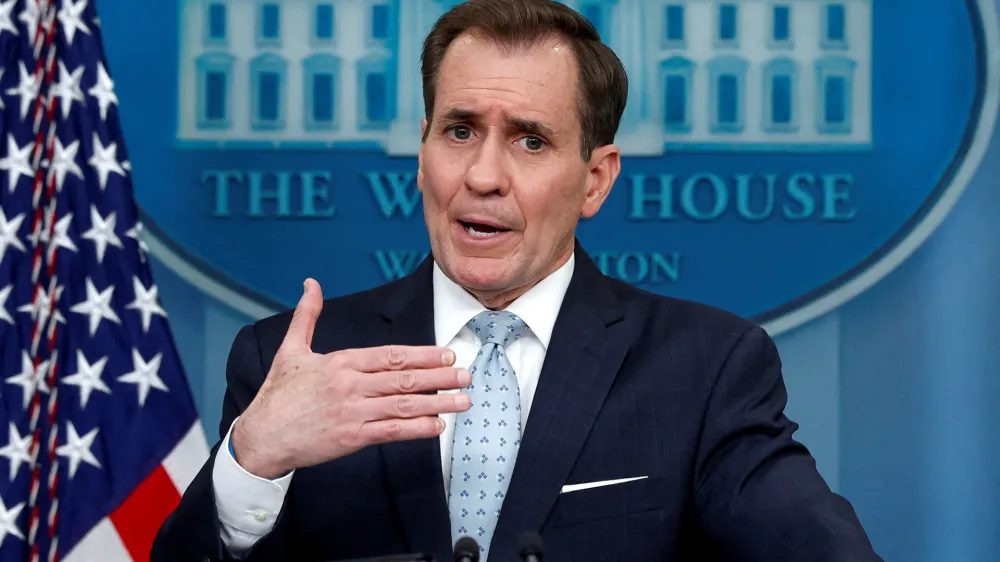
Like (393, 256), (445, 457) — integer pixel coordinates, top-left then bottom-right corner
(152, 1), (883, 560)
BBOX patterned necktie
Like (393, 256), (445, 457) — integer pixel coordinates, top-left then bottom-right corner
(448, 310), (529, 560)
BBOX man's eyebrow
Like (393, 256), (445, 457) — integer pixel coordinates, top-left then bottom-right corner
(441, 108), (477, 122)
(438, 108), (556, 138)
(509, 118), (554, 138)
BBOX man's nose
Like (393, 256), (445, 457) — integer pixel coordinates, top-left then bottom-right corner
(463, 136), (511, 196)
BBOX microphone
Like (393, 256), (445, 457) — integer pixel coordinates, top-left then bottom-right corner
(517, 532), (544, 562)
(453, 536), (480, 562)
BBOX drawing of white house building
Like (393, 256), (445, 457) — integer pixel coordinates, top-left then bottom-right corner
(628, 0), (873, 152)
(176, 0), (872, 154)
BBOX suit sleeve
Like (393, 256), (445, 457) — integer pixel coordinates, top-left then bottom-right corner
(693, 326), (883, 562)
(151, 323), (296, 562)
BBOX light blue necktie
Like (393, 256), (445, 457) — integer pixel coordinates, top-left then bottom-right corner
(448, 310), (528, 560)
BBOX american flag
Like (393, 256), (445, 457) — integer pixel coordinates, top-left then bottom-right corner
(0, 1), (209, 561)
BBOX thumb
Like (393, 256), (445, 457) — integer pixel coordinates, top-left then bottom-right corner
(281, 278), (323, 353)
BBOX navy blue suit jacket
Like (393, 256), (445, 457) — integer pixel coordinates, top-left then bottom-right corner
(152, 243), (882, 561)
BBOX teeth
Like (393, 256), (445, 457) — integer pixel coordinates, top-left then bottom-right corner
(465, 225), (501, 238)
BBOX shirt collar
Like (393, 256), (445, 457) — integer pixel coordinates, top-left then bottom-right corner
(432, 253), (575, 350)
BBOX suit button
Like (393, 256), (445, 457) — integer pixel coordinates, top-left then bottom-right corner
(252, 509), (267, 522)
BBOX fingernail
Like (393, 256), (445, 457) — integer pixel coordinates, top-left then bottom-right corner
(442, 349), (455, 365)
(458, 369), (471, 386)
(436, 418), (445, 432)
(455, 394), (471, 408)
(302, 279), (310, 292)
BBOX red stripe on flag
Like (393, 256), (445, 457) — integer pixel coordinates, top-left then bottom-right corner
(109, 466), (181, 561)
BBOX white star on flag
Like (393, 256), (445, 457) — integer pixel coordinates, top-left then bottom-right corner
(0, 0), (17, 37)
(88, 62), (118, 121)
(81, 205), (123, 263)
(0, 208), (25, 264)
(0, 134), (34, 193)
(17, 285), (66, 329)
(49, 137), (84, 191)
(62, 350), (112, 409)
(88, 132), (126, 190)
(51, 61), (85, 119)
(0, 285), (13, 325)
(56, 421), (102, 479)
(17, 0), (39, 44)
(70, 277), (121, 336)
(0, 496), (24, 549)
(118, 348), (169, 406)
(127, 276), (168, 333)
(31, 206), (79, 258)
(5, 351), (50, 410)
(5, 62), (38, 121)
(0, 423), (32, 482)
(48, 212), (79, 255)
(58, 0), (91, 45)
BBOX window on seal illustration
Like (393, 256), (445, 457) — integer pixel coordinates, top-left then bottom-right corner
(251, 54), (287, 131)
(716, 3), (738, 47)
(369, 3), (391, 45)
(357, 57), (394, 130)
(579, 3), (607, 40)
(303, 54), (341, 131)
(663, 4), (685, 48)
(659, 57), (694, 133)
(706, 55), (749, 133)
(256, 2), (281, 48)
(763, 58), (798, 133)
(822, 3), (848, 49)
(771, 4), (792, 47)
(313, 3), (335, 45)
(196, 52), (233, 131)
(204, 2), (227, 47)
(815, 56), (856, 134)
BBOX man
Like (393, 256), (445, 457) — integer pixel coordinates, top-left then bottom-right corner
(152, 1), (883, 560)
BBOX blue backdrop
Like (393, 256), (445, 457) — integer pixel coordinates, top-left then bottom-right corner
(96, 1), (1000, 559)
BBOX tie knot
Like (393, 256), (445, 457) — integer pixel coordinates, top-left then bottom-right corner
(468, 310), (528, 348)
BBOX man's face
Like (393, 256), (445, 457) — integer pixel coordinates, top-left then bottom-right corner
(418, 33), (620, 306)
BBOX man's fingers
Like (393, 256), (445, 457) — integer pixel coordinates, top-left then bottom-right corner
(338, 345), (457, 373)
(362, 367), (471, 397)
(362, 393), (471, 421)
(281, 278), (324, 353)
(359, 416), (448, 445)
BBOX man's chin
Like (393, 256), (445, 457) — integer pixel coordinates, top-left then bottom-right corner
(444, 258), (518, 292)
(453, 270), (512, 293)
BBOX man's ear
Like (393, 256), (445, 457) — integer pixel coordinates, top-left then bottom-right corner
(417, 119), (428, 193)
(581, 144), (621, 219)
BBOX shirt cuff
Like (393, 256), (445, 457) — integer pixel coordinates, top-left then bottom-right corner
(213, 417), (294, 540)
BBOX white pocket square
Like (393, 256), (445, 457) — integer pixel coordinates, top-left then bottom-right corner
(559, 476), (647, 494)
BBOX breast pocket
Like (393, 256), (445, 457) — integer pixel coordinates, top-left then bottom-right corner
(551, 475), (663, 527)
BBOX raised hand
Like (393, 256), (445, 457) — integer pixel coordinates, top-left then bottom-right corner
(230, 278), (471, 479)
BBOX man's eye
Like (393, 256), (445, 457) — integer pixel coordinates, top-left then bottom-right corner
(449, 126), (472, 140)
(519, 136), (545, 151)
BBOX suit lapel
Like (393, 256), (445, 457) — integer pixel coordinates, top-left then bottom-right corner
(489, 247), (629, 561)
(377, 257), (454, 562)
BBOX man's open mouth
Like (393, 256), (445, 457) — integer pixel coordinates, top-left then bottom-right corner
(459, 220), (511, 238)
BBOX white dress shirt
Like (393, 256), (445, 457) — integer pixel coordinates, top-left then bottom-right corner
(212, 253), (575, 558)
